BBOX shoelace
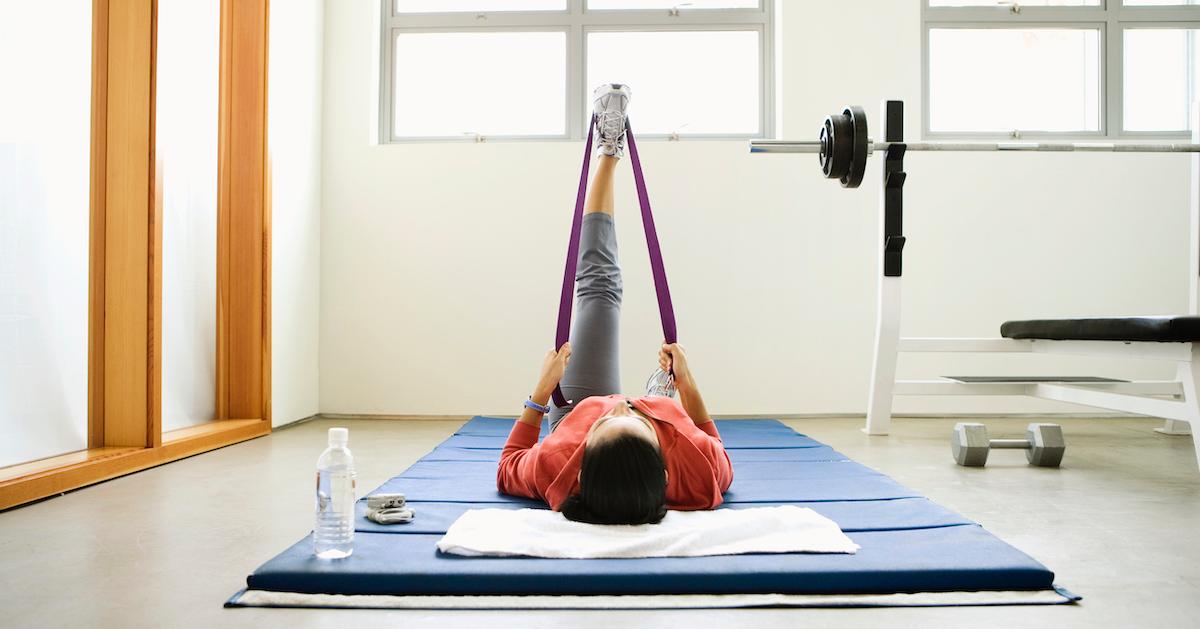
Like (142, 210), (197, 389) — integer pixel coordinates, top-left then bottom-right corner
(597, 109), (626, 144)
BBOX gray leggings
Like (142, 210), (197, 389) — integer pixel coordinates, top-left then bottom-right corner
(549, 212), (622, 431)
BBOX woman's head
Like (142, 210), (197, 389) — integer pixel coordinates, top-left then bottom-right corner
(560, 403), (667, 525)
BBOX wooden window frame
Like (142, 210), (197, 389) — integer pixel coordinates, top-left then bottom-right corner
(0, 0), (272, 511)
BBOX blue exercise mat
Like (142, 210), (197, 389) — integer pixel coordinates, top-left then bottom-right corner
(391, 458), (876, 483)
(419, 446), (503, 462)
(240, 418), (1070, 601)
(420, 444), (848, 464)
(246, 526), (1052, 596)
(370, 456), (916, 504)
(441, 416), (827, 450)
(450, 416), (549, 438)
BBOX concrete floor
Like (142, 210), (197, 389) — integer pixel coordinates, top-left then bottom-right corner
(1, 416), (1198, 629)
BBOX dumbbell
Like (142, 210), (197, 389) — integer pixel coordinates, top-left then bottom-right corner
(951, 422), (1065, 468)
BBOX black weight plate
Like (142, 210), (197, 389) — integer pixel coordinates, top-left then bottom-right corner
(841, 106), (868, 188)
(820, 112), (852, 181)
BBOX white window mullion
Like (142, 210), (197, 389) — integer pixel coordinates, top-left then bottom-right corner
(568, 0), (584, 139)
(1105, 6), (1122, 137)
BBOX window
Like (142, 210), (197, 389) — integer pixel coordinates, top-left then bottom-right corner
(586, 30), (761, 135)
(392, 32), (567, 138)
(0, 0), (274, 512)
(929, 28), (1101, 133)
(394, 0), (566, 12)
(1124, 27), (1200, 131)
(157, 0), (220, 432)
(379, 0), (774, 141)
(923, 1), (1200, 138)
(0, 0), (92, 467)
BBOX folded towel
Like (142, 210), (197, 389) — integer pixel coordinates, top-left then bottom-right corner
(436, 505), (860, 559)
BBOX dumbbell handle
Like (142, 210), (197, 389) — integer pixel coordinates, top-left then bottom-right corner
(990, 439), (1031, 450)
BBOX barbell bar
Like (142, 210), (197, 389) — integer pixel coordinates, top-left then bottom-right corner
(751, 105), (1200, 189)
(751, 139), (1200, 153)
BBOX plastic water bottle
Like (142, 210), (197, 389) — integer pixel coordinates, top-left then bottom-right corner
(645, 367), (677, 398)
(314, 427), (356, 559)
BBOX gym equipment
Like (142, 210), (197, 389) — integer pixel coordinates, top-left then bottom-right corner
(951, 423), (1066, 468)
(552, 116), (676, 408)
(749, 100), (1200, 472)
(234, 417), (1074, 606)
(754, 106), (1200, 189)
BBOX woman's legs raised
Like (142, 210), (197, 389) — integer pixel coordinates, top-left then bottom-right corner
(548, 154), (624, 430)
(547, 84), (631, 430)
(585, 155), (618, 216)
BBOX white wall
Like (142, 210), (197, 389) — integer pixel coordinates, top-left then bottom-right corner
(319, 0), (1187, 417)
(271, 0), (324, 427)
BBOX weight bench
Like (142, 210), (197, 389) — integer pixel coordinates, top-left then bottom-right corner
(769, 100), (1200, 470)
(873, 316), (1200, 469)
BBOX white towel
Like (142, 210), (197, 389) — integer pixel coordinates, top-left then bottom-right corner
(435, 506), (860, 559)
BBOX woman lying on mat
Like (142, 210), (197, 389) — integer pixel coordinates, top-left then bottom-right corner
(496, 84), (733, 526)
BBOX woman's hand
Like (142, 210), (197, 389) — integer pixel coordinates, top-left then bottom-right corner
(658, 342), (695, 393)
(660, 342), (710, 426)
(533, 343), (571, 401)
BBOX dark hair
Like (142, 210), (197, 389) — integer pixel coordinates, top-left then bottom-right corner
(560, 432), (668, 525)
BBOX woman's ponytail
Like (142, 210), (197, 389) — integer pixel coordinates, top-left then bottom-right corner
(559, 492), (604, 524)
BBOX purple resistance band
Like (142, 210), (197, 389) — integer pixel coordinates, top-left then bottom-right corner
(552, 118), (677, 408)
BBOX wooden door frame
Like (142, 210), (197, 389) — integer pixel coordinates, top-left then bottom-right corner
(0, 0), (272, 511)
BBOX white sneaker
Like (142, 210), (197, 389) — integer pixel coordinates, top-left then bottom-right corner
(592, 83), (631, 158)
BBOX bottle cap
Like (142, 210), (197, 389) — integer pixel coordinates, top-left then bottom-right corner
(328, 427), (349, 445)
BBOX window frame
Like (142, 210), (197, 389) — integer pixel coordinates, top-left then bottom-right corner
(0, 0), (272, 511)
(923, 0), (1200, 140)
(378, 0), (775, 142)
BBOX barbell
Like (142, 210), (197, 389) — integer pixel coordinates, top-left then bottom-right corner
(751, 106), (1200, 189)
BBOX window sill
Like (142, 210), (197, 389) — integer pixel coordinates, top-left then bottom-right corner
(0, 419), (270, 511)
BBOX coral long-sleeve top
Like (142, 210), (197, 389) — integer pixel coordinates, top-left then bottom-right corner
(496, 394), (734, 511)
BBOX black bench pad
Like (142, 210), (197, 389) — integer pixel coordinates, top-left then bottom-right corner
(1000, 316), (1200, 342)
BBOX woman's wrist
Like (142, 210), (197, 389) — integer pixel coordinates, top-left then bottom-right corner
(524, 397), (551, 415)
(531, 387), (554, 406)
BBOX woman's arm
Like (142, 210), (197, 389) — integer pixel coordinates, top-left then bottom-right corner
(678, 379), (713, 427)
(659, 343), (713, 427)
(519, 343), (571, 427)
(497, 343), (572, 498)
(660, 343), (730, 495)
(659, 343), (731, 495)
